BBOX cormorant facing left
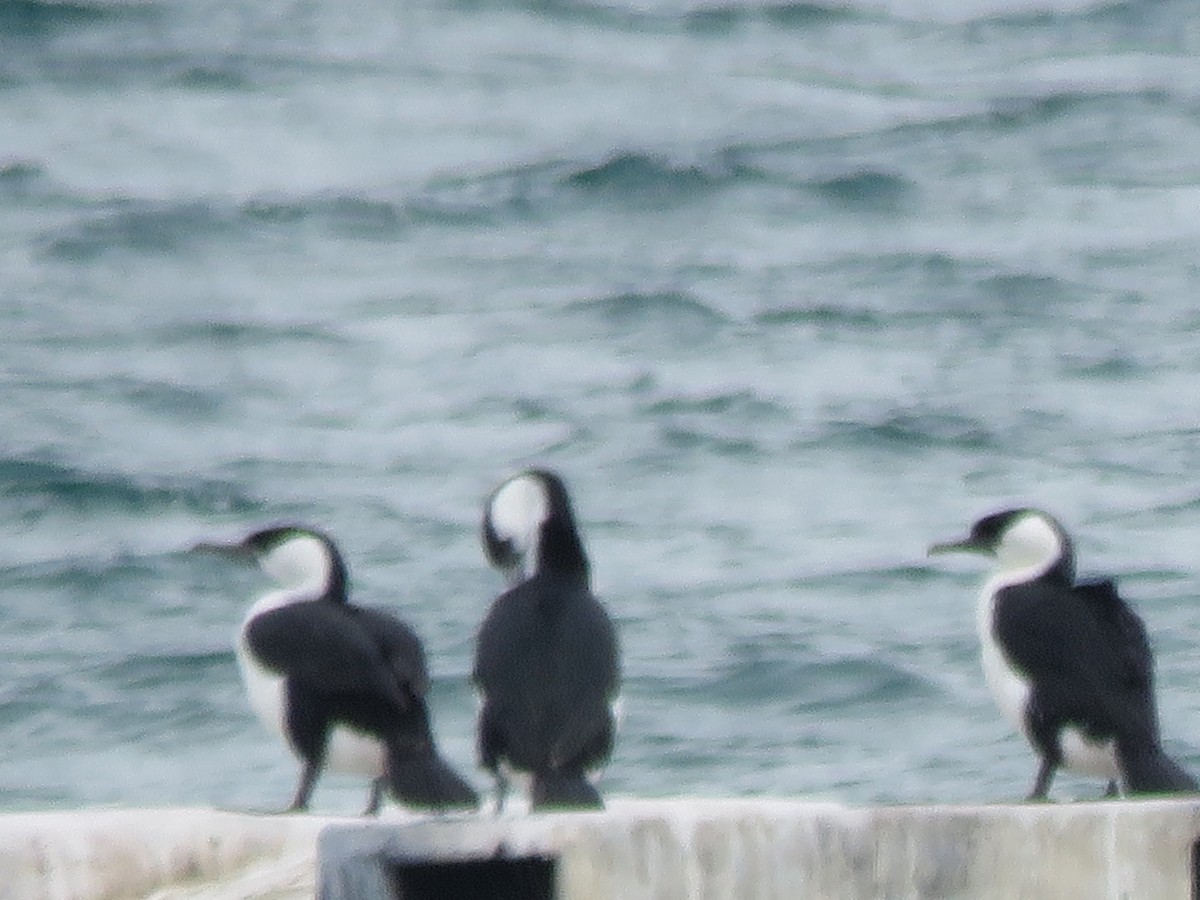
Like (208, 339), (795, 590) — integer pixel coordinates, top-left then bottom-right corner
(197, 524), (478, 814)
(930, 508), (1197, 800)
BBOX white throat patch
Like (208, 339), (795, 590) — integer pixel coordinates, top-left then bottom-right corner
(258, 534), (331, 597)
(993, 513), (1064, 582)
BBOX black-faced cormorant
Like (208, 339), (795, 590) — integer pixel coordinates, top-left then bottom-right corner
(930, 508), (1196, 800)
(474, 469), (620, 811)
(197, 525), (478, 814)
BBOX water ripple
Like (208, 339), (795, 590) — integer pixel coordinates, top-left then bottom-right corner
(810, 408), (999, 453)
(0, 457), (256, 517)
(699, 652), (938, 712)
(562, 289), (729, 341)
(0, 0), (144, 37)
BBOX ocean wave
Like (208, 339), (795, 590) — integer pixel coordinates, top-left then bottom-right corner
(0, 160), (46, 194)
(789, 563), (950, 592)
(47, 647), (245, 744)
(753, 304), (887, 329)
(419, 149), (757, 220)
(976, 271), (1090, 315)
(39, 192), (411, 260)
(659, 425), (760, 457)
(685, 1), (856, 33)
(760, 253), (1099, 327)
(562, 289), (729, 339)
(811, 169), (914, 211)
(24, 82), (1172, 261)
(242, 194), (407, 238)
(564, 148), (913, 214)
(407, 165), (551, 225)
(153, 318), (355, 349)
(3, 45), (311, 92)
(101, 376), (223, 420)
(833, 0), (1148, 27)
(634, 388), (794, 459)
(27, 147), (918, 257)
(643, 388), (788, 420)
(0, 552), (157, 592)
(0, 0), (145, 37)
(984, 85), (1172, 130)
(412, 151), (741, 222)
(0, 457), (256, 516)
(811, 407), (999, 452)
(41, 200), (231, 261)
(799, 77), (1179, 162)
(702, 651), (937, 711)
(1058, 350), (1141, 379)
(965, 0), (1156, 28)
(167, 63), (253, 91)
(473, 0), (1062, 34)
(455, 0), (1141, 32)
(100, 649), (234, 690)
(563, 151), (736, 201)
(0, 674), (62, 720)
(452, 0), (858, 33)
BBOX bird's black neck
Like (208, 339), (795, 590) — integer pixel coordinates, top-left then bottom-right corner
(537, 519), (590, 586)
(1042, 550), (1075, 586)
(323, 550), (350, 603)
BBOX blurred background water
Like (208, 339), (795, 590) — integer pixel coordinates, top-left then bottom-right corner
(4, 0), (1200, 813)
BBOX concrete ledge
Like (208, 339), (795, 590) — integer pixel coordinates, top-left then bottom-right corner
(5, 799), (1200, 899)
(318, 797), (1200, 899)
(0, 807), (346, 900)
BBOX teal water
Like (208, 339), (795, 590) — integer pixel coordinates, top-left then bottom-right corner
(4, 0), (1200, 813)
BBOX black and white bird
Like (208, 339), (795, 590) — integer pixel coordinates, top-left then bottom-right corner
(929, 508), (1197, 800)
(197, 525), (478, 815)
(474, 469), (620, 811)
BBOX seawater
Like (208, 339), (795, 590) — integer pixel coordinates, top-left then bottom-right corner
(3, 0), (1200, 813)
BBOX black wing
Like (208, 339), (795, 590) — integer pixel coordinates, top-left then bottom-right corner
(993, 576), (1158, 741)
(245, 601), (421, 713)
(547, 595), (619, 769)
(1075, 578), (1154, 690)
(348, 605), (431, 700)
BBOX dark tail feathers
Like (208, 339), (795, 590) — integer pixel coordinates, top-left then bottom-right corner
(1119, 744), (1199, 796)
(387, 746), (479, 812)
(531, 771), (603, 811)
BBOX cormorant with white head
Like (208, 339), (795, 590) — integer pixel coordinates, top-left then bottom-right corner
(930, 508), (1197, 800)
(474, 469), (620, 811)
(196, 525), (478, 814)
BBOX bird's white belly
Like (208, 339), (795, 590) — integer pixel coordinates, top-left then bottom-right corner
(235, 626), (288, 739)
(977, 587), (1032, 738)
(235, 619), (385, 779)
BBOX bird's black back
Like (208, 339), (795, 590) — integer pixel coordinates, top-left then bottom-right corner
(473, 571), (619, 774)
(992, 575), (1160, 747)
(246, 600), (433, 741)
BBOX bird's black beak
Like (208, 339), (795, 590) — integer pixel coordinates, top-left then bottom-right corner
(927, 536), (988, 557)
(192, 539), (252, 561)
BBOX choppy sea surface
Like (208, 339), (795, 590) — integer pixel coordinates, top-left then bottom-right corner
(4, 0), (1200, 814)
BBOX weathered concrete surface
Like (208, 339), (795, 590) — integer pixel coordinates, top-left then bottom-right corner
(319, 797), (1200, 900)
(5, 799), (1200, 899)
(0, 807), (349, 900)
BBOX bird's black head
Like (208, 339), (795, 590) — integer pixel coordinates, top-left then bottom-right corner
(482, 468), (589, 585)
(196, 524), (349, 601)
(930, 508), (1074, 583)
